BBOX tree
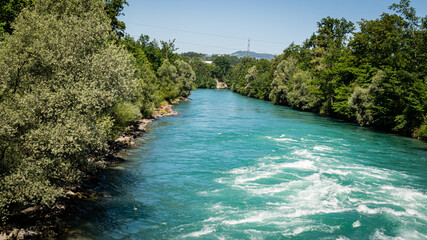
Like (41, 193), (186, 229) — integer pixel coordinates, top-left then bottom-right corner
(176, 59), (196, 97)
(160, 39), (179, 63)
(269, 56), (298, 105)
(244, 66), (258, 97)
(287, 69), (317, 110)
(119, 34), (159, 117)
(389, 0), (420, 30)
(348, 71), (386, 126)
(104, 0), (128, 38)
(227, 57), (255, 93)
(0, 0), (136, 222)
(212, 56), (232, 81)
(157, 59), (179, 102)
(350, 13), (408, 69)
(189, 58), (216, 89)
(0, 0), (33, 36)
(180, 52), (207, 60)
(312, 17), (355, 50)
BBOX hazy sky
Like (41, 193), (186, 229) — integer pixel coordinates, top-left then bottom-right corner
(120, 0), (427, 55)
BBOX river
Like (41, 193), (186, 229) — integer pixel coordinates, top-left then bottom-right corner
(67, 89), (427, 239)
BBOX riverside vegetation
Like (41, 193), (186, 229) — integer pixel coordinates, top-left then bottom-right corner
(186, 0), (426, 140)
(0, 0), (196, 230)
(0, 0), (425, 236)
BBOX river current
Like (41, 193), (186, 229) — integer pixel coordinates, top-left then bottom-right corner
(67, 89), (427, 239)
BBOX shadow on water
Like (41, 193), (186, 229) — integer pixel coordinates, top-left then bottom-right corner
(64, 160), (155, 239)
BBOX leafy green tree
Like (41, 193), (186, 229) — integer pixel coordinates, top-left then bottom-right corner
(303, 17), (356, 115)
(104, 0), (128, 38)
(176, 59), (196, 97)
(189, 58), (216, 89)
(350, 13), (408, 69)
(180, 52), (207, 60)
(132, 34), (180, 72)
(0, 0), (33, 36)
(269, 56), (298, 105)
(228, 57), (255, 93)
(252, 59), (273, 100)
(389, 0), (420, 30)
(287, 69), (317, 110)
(0, 0), (136, 222)
(311, 17), (355, 50)
(244, 66), (258, 97)
(139, 35), (163, 71)
(348, 71), (385, 126)
(157, 59), (179, 103)
(161, 39), (179, 62)
(347, 0), (426, 136)
(212, 56), (232, 81)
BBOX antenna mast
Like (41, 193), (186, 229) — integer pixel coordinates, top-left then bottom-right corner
(247, 37), (250, 57)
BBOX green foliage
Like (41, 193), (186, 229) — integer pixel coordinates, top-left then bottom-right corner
(228, 57), (256, 93)
(311, 17), (355, 50)
(0, 0), (33, 36)
(176, 59), (196, 97)
(180, 52), (207, 61)
(349, 86), (374, 126)
(189, 58), (216, 89)
(0, 0), (198, 224)
(269, 57), (298, 105)
(414, 121), (427, 139)
(119, 34), (158, 117)
(287, 69), (317, 110)
(239, 59), (272, 99)
(244, 66), (258, 97)
(212, 56), (232, 81)
(157, 59), (179, 103)
(132, 34), (180, 71)
(350, 13), (409, 69)
(0, 0), (137, 222)
(112, 101), (141, 128)
(104, 0), (128, 38)
(389, 0), (419, 28)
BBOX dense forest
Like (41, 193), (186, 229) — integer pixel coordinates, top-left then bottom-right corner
(0, 0), (195, 223)
(186, 0), (426, 140)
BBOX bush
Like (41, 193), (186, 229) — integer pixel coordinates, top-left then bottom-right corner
(112, 101), (142, 127)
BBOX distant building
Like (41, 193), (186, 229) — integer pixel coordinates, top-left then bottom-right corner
(204, 60), (213, 64)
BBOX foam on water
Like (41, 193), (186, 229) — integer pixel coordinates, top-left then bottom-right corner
(278, 160), (317, 170)
(313, 145), (333, 151)
(322, 168), (351, 176)
(352, 220), (361, 228)
(182, 225), (216, 238)
(370, 229), (405, 240)
(281, 223), (340, 237)
(212, 142), (427, 239)
(274, 137), (298, 142)
(202, 217), (224, 223)
(292, 149), (318, 159)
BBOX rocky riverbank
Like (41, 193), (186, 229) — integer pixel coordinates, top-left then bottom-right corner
(0, 98), (190, 240)
(215, 78), (228, 89)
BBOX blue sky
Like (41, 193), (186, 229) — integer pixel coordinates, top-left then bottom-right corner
(120, 0), (427, 55)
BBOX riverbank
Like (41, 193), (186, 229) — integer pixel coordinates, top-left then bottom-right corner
(0, 97), (190, 240)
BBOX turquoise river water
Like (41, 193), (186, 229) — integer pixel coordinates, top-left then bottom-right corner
(67, 89), (427, 239)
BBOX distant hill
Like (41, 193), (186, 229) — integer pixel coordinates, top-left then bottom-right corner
(231, 51), (275, 60)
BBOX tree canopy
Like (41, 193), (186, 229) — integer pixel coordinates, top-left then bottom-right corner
(0, 0), (197, 224)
